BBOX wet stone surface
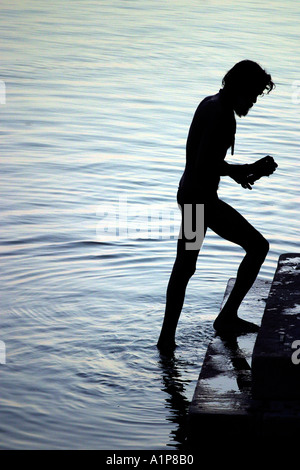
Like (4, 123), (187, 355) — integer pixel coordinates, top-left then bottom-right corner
(188, 278), (268, 439)
(188, 256), (300, 441)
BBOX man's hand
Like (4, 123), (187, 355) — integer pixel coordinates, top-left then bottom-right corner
(247, 156), (278, 184)
(228, 156), (278, 190)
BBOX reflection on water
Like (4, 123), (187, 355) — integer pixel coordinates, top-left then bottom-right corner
(0, 0), (299, 450)
(159, 354), (191, 449)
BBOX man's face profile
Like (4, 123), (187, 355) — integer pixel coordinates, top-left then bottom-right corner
(233, 91), (259, 117)
(233, 85), (264, 117)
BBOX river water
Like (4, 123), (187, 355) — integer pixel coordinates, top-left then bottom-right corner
(0, 0), (299, 449)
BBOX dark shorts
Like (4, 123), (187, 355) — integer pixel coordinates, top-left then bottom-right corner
(176, 187), (219, 249)
(177, 186), (218, 206)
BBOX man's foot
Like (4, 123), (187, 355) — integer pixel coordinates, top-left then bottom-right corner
(157, 338), (177, 355)
(213, 316), (259, 336)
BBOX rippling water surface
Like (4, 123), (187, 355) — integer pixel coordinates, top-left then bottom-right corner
(0, 0), (299, 449)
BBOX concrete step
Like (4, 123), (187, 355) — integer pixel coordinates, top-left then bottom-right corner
(188, 255), (300, 441)
(188, 278), (269, 440)
(252, 253), (300, 399)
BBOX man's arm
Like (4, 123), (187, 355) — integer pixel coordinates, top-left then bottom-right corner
(220, 161), (253, 189)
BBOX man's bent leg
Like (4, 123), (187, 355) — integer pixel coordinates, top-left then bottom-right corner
(207, 199), (269, 334)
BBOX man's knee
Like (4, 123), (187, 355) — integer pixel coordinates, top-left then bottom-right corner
(262, 237), (269, 255)
(257, 235), (269, 257)
(175, 257), (197, 280)
(182, 261), (197, 279)
(246, 233), (269, 258)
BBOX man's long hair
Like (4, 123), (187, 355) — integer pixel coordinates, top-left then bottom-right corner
(222, 60), (275, 96)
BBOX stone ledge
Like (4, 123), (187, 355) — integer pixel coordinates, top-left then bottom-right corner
(188, 278), (268, 440)
(252, 253), (300, 399)
(187, 258), (300, 442)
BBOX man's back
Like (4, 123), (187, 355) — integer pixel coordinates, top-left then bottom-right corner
(180, 91), (236, 200)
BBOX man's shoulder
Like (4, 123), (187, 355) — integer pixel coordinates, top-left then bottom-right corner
(195, 93), (224, 120)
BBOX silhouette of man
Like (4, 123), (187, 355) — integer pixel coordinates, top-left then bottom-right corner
(157, 60), (277, 353)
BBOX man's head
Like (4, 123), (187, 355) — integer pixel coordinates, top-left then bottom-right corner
(222, 60), (275, 117)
